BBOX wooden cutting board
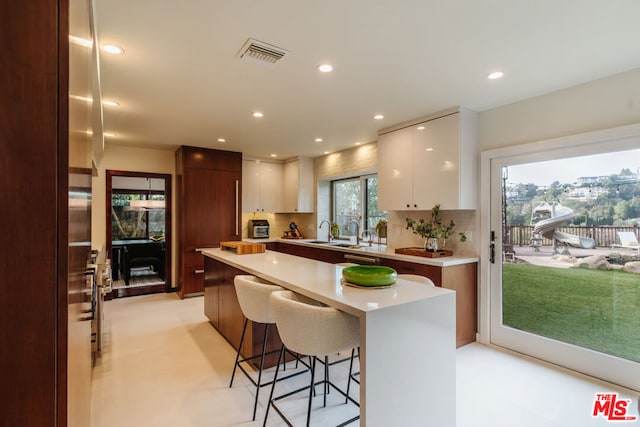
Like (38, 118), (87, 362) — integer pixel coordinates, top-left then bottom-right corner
(220, 241), (266, 254)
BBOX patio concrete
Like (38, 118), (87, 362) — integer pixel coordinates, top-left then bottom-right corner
(505, 245), (638, 269)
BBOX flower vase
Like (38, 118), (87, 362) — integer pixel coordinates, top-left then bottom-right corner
(424, 237), (438, 252)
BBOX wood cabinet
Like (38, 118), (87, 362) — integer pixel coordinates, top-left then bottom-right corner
(176, 146), (242, 297)
(282, 157), (314, 212)
(272, 242), (347, 263)
(242, 159), (283, 212)
(1, 0), (98, 424)
(378, 258), (477, 347)
(204, 256), (286, 367)
(378, 108), (478, 211)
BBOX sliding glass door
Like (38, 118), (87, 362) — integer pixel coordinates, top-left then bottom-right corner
(488, 136), (640, 391)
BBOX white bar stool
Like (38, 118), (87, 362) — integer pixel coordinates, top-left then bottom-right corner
(397, 274), (436, 286)
(265, 290), (360, 427)
(230, 275), (305, 421)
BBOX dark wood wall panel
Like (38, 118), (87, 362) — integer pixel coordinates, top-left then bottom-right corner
(0, 1), (68, 426)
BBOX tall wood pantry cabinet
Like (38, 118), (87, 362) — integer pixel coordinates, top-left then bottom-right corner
(176, 146), (242, 298)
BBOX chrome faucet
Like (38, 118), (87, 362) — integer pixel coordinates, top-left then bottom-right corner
(361, 229), (373, 246)
(348, 219), (360, 246)
(319, 219), (332, 242)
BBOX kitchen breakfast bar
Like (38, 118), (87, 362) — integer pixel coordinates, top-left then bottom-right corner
(201, 248), (456, 426)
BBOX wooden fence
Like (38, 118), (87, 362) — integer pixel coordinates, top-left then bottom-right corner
(505, 225), (640, 248)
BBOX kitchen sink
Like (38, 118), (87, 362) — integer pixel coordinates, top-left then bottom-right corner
(329, 243), (362, 249)
(305, 240), (362, 249)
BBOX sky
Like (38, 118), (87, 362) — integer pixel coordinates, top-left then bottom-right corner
(506, 148), (640, 187)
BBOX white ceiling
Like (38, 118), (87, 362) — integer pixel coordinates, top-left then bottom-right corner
(92, 0), (640, 160)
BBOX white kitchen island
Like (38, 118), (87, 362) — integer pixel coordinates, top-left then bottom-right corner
(202, 248), (456, 427)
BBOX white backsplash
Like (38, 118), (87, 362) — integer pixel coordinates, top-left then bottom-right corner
(386, 210), (478, 257)
(242, 212), (317, 239)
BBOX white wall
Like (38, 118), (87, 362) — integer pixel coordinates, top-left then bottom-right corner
(92, 144), (176, 284)
(478, 67), (640, 150)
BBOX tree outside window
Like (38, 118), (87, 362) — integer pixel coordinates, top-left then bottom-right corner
(332, 175), (387, 238)
(112, 192), (165, 241)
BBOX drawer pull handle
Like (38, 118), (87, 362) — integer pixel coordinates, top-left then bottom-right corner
(344, 254), (379, 264)
(194, 269), (205, 274)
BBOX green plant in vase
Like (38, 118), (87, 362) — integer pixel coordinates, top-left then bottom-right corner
(374, 219), (387, 238)
(406, 204), (466, 252)
(330, 222), (340, 240)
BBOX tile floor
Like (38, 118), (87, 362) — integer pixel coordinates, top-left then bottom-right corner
(91, 293), (639, 427)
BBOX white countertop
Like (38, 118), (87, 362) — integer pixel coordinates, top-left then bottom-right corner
(201, 248), (453, 318)
(202, 247), (457, 426)
(244, 237), (479, 267)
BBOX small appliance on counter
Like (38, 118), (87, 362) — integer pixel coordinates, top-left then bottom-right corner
(282, 221), (304, 239)
(249, 219), (270, 239)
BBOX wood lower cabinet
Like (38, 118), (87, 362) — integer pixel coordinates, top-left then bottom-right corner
(176, 146), (242, 297)
(271, 241), (346, 263)
(379, 258), (478, 346)
(442, 263), (478, 347)
(204, 257), (287, 367)
(272, 242), (478, 347)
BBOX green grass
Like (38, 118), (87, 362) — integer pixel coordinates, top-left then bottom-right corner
(502, 263), (640, 362)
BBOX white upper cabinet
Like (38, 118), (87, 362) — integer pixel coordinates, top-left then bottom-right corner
(242, 160), (283, 212)
(282, 157), (314, 213)
(378, 108), (478, 211)
(377, 126), (414, 209)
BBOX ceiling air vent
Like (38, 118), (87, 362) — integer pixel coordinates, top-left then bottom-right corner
(238, 38), (289, 67)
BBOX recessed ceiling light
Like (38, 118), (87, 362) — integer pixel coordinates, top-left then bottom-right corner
(426, 148), (434, 152)
(104, 132), (116, 137)
(217, 138), (226, 143)
(103, 100), (120, 107)
(323, 151), (330, 155)
(252, 112), (264, 118)
(315, 138), (323, 142)
(416, 126), (425, 130)
(488, 71), (504, 80)
(270, 153), (277, 157)
(374, 114), (384, 120)
(103, 44), (125, 55)
(318, 64), (333, 73)
(355, 142), (361, 146)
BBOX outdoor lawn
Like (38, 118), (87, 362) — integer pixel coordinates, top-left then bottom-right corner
(502, 263), (640, 362)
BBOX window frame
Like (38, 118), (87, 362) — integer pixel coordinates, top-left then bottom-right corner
(331, 173), (386, 239)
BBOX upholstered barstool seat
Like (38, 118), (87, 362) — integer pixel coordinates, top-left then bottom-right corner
(397, 274), (435, 286)
(265, 290), (360, 427)
(230, 275), (304, 421)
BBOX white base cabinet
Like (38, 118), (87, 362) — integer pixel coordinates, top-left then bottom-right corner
(378, 107), (478, 211)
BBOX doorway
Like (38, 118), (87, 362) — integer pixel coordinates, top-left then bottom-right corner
(106, 170), (172, 298)
(482, 127), (640, 391)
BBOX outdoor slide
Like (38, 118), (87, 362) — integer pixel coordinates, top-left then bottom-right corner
(532, 204), (597, 249)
